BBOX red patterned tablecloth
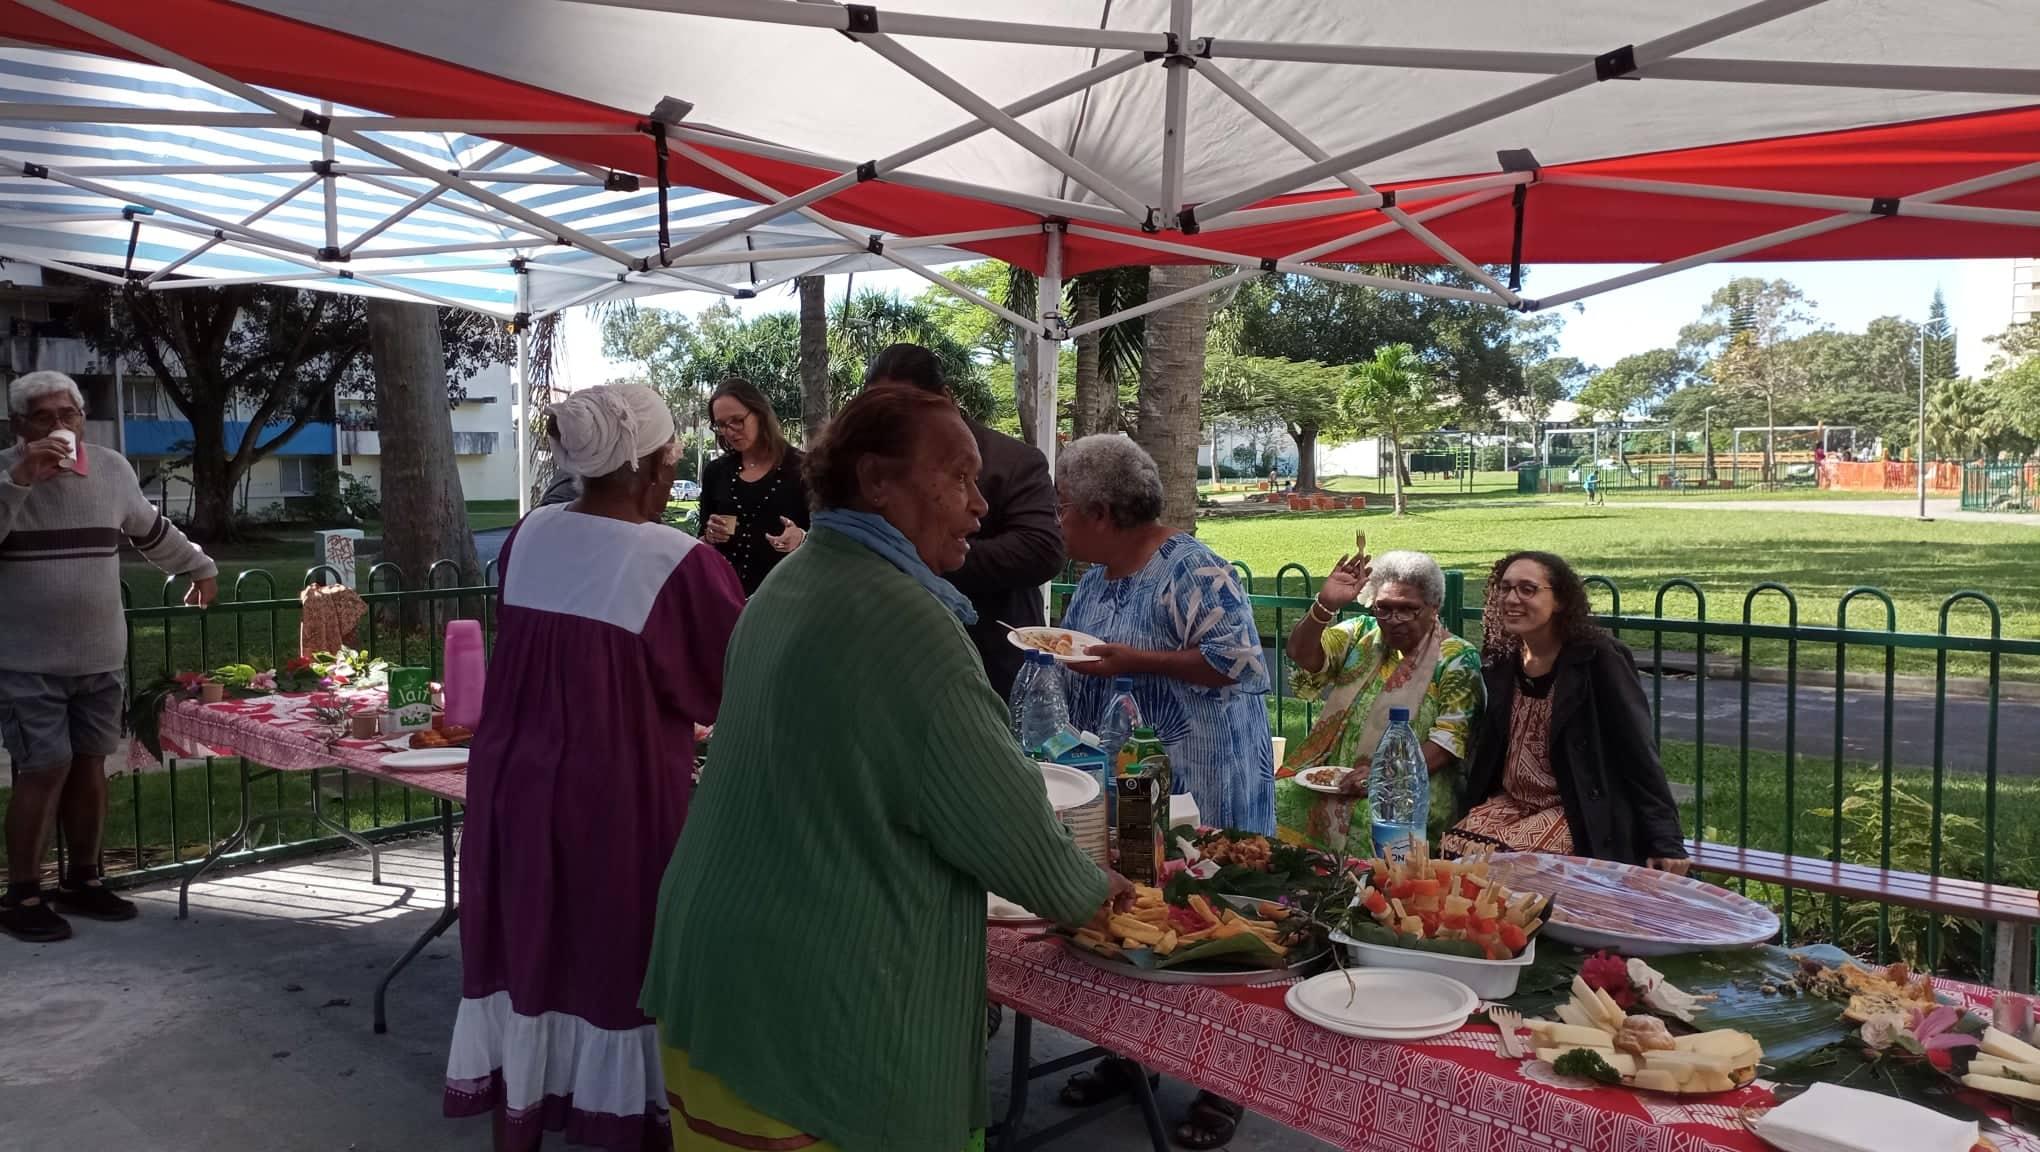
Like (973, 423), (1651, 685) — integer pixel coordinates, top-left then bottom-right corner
(987, 929), (2040, 1152)
(155, 693), (467, 803)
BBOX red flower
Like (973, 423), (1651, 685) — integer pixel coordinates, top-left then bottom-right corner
(175, 671), (208, 691)
(1581, 951), (1638, 1009)
(286, 656), (314, 673)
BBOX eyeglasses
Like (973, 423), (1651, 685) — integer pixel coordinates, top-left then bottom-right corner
(1495, 581), (1546, 600)
(710, 413), (752, 433)
(1372, 604), (1428, 625)
(21, 406), (82, 431)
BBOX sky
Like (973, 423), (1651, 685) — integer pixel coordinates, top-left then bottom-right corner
(556, 257), (2024, 394)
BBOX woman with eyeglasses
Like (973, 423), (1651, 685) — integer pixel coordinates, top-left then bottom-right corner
(1441, 551), (1688, 872)
(1274, 546), (1484, 857)
(699, 378), (809, 596)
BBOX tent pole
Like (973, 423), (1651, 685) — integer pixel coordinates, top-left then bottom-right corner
(1062, 224), (1504, 305)
(319, 102), (337, 254)
(1158, 0), (1192, 223)
(1545, 172), (2040, 228)
(1068, 270), (1251, 338)
(1187, 0), (1832, 227)
(850, 31), (1156, 226)
(1037, 225), (1063, 468)
(567, 0), (1167, 53)
(1191, 59), (1517, 301)
(341, 143), (512, 256)
(649, 50), (1146, 267)
(0, 154), (319, 256)
(1192, 172), (1529, 232)
(515, 269), (532, 516)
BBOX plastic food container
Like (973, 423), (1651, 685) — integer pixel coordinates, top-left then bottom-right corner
(1329, 930), (1537, 1001)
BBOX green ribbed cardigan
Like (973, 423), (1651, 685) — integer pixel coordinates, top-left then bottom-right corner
(640, 527), (1109, 1152)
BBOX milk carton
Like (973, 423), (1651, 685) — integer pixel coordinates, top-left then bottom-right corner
(385, 667), (433, 732)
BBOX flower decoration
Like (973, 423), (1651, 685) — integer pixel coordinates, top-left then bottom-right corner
(249, 670), (277, 692)
(1582, 950), (1638, 1009)
(175, 671), (209, 692)
(1859, 1004), (1980, 1073)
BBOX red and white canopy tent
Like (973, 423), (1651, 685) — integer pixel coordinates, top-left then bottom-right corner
(4, 0), (2038, 503)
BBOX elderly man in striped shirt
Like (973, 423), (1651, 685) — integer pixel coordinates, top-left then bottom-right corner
(0, 371), (216, 943)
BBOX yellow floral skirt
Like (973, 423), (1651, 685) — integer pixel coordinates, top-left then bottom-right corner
(664, 1047), (984, 1152)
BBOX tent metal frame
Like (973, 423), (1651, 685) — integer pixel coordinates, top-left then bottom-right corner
(8, 0), (2040, 509)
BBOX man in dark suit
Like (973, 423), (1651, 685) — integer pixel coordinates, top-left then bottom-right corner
(864, 343), (1065, 701)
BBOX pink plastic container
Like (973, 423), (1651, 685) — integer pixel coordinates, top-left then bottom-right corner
(441, 619), (486, 729)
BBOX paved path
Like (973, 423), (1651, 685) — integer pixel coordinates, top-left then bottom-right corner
(1652, 674), (2034, 775)
(2, 844), (1329, 1152)
(1619, 497), (2040, 527)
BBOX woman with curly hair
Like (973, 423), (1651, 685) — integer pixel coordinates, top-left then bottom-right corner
(1441, 551), (1689, 871)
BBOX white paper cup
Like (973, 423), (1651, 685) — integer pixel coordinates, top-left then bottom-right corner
(49, 428), (77, 469)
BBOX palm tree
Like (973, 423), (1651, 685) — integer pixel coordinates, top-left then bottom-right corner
(1071, 266), (1149, 438)
(797, 275), (829, 442)
(1137, 264), (1215, 532)
(1344, 343), (1450, 516)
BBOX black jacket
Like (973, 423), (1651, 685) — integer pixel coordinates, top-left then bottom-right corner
(700, 447), (810, 596)
(1458, 632), (1687, 865)
(947, 421), (1064, 701)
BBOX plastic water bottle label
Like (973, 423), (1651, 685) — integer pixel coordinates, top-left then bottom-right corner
(1372, 821), (1421, 867)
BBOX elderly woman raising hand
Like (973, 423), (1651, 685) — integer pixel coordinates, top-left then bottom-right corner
(1274, 547), (1485, 856)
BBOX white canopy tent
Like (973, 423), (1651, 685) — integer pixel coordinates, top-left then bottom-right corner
(3, 0), (2038, 507)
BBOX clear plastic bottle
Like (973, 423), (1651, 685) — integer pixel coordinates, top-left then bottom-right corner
(1009, 652), (1041, 739)
(1097, 676), (1142, 767)
(1368, 706), (1429, 865)
(1016, 653), (1072, 755)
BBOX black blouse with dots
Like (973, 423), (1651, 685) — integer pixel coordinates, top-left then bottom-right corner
(699, 447), (810, 596)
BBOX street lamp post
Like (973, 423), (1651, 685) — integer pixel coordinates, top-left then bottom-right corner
(1917, 326), (1928, 520)
(1703, 406), (1716, 483)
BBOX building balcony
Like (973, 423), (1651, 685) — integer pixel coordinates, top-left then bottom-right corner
(341, 428), (498, 457)
(123, 419), (335, 457)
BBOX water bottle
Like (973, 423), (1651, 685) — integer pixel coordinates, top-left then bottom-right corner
(1009, 653), (1041, 738)
(1017, 653), (1071, 755)
(441, 619), (486, 730)
(1368, 706), (1429, 865)
(1097, 676), (1141, 767)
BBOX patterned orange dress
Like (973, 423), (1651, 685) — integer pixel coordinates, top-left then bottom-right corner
(1442, 669), (1574, 856)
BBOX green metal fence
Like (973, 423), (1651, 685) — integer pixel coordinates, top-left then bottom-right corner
(1961, 462), (2039, 513)
(1054, 562), (2038, 982)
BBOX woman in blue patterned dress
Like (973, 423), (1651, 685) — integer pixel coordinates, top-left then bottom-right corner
(1053, 434), (1272, 1147)
(1056, 434), (1274, 836)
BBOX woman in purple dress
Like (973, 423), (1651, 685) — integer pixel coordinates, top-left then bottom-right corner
(445, 384), (746, 1151)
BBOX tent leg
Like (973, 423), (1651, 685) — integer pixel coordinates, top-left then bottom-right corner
(514, 269), (532, 516)
(1036, 226), (1063, 470)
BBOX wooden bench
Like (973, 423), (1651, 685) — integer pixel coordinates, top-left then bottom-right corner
(1686, 841), (2040, 990)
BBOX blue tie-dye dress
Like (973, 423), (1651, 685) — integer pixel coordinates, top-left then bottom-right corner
(1060, 533), (1275, 835)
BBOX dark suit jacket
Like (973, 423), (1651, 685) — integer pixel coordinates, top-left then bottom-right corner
(948, 421), (1065, 701)
(1457, 632), (1687, 865)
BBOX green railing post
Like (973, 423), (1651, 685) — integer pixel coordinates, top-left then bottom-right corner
(1442, 570), (1466, 639)
(1654, 581), (1708, 840)
(1836, 587), (1898, 958)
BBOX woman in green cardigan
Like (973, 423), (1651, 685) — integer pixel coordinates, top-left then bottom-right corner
(640, 385), (1123, 1152)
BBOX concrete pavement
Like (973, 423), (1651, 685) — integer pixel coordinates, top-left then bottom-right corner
(1617, 497), (2040, 528)
(0, 844), (1329, 1152)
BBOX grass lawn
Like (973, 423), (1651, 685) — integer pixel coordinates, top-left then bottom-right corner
(1196, 499), (2040, 678)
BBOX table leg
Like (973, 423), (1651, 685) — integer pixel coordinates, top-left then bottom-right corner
(310, 770), (382, 885)
(178, 759), (256, 920)
(373, 799), (459, 1034)
(1128, 1065), (1169, 1152)
(992, 1011), (1033, 1152)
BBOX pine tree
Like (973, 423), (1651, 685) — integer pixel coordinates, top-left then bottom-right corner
(1922, 286), (1958, 382)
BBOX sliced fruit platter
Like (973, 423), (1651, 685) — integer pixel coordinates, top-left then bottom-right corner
(1058, 883), (1330, 985)
(1961, 1026), (2040, 1106)
(1339, 851), (1550, 962)
(1522, 974), (1765, 1095)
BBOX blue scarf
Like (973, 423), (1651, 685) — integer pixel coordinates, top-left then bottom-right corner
(811, 508), (979, 625)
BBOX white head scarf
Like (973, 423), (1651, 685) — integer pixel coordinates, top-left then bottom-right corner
(545, 384), (676, 478)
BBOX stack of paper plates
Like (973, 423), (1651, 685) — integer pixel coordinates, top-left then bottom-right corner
(1040, 762), (1108, 868)
(1284, 969), (1479, 1041)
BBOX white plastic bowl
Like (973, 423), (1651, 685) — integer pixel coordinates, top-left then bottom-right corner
(1329, 931), (1537, 1001)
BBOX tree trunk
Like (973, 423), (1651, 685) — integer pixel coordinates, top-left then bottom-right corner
(1135, 264), (1211, 533)
(1389, 434), (1409, 515)
(185, 403), (236, 542)
(1763, 392), (1777, 486)
(366, 298), (480, 585)
(1072, 279), (1109, 439)
(797, 276), (829, 443)
(1288, 424), (1319, 493)
(1013, 317), (1038, 449)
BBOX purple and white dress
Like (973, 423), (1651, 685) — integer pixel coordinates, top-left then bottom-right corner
(444, 505), (744, 1150)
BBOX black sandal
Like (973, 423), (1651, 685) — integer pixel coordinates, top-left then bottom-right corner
(1059, 1057), (1151, 1108)
(1173, 1092), (1243, 1150)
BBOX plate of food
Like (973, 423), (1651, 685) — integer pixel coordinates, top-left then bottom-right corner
(1489, 852), (1778, 956)
(380, 747), (469, 771)
(1007, 626), (1103, 664)
(1294, 764), (1353, 795)
(1059, 884), (1329, 985)
(1519, 975), (1765, 1095)
(409, 725), (473, 749)
(1335, 851), (1552, 999)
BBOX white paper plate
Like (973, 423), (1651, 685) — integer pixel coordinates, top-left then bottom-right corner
(1007, 626), (1103, 664)
(1284, 969), (1478, 1040)
(987, 893), (1048, 926)
(1039, 762), (1100, 812)
(380, 748), (469, 771)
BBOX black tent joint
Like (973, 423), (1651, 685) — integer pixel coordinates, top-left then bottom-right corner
(1177, 204), (1200, 235)
(310, 159), (336, 177)
(856, 160), (879, 183)
(843, 4), (879, 36)
(1594, 46), (1638, 81)
(866, 234), (884, 254)
(317, 247), (345, 263)
(603, 170), (640, 193)
(20, 162), (47, 179)
(298, 109), (332, 134)
(1871, 198), (1902, 217)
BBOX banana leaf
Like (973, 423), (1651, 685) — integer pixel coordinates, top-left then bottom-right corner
(1650, 945), (1856, 1070)
(1153, 932), (1289, 971)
